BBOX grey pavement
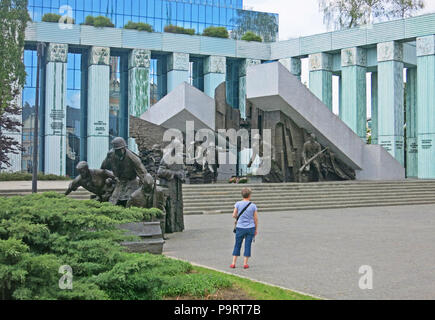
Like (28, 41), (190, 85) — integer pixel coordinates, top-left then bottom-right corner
(0, 180), (71, 191)
(164, 205), (435, 300)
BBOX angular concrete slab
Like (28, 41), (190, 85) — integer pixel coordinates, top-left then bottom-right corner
(140, 82), (215, 133)
(246, 62), (405, 180)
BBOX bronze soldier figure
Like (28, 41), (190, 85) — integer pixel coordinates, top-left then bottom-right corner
(101, 137), (152, 206)
(301, 133), (325, 182)
(65, 161), (115, 202)
(158, 138), (185, 233)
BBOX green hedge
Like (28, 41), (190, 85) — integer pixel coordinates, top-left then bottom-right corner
(42, 13), (75, 24)
(0, 193), (230, 300)
(164, 24), (195, 35)
(0, 172), (71, 181)
(83, 15), (114, 28)
(124, 21), (153, 32)
(241, 31), (263, 42)
(202, 26), (229, 39)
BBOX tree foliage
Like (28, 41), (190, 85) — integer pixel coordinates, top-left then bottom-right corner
(83, 15), (114, 28)
(0, 193), (230, 300)
(231, 10), (278, 43)
(0, 0), (29, 169)
(319, 0), (425, 30)
(42, 13), (75, 24)
(164, 24), (195, 35)
(241, 31), (263, 42)
(202, 26), (229, 39)
(124, 21), (154, 32)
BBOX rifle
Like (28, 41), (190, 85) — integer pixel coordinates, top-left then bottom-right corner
(299, 147), (329, 173)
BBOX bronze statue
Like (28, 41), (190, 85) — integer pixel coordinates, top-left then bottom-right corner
(158, 138), (185, 233)
(101, 137), (152, 206)
(65, 161), (115, 202)
(301, 133), (325, 182)
(322, 150), (356, 181)
(248, 133), (283, 183)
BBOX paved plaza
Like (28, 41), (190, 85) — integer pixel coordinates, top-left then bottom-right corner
(164, 205), (435, 300)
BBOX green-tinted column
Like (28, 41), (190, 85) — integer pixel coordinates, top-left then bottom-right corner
(377, 41), (404, 165)
(371, 72), (379, 145)
(44, 43), (68, 175)
(406, 68), (418, 178)
(128, 49), (151, 152)
(239, 59), (261, 119)
(167, 52), (189, 93)
(204, 56), (226, 98)
(340, 47), (367, 139)
(416, 35), (435, 179)
(279, 57), (301, 80)
(87, 46), (110, 169)
(309, 53), (333, 110)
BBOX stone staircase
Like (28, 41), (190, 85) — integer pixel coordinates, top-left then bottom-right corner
(182, 180), (435, 215)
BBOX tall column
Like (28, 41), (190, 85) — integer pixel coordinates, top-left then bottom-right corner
(87, 46), (110, 169)
(204, 56), (226, 98)
(406, 68), (418, 178)
(279, 57), (302, 80)
(340, 47), (367, 139)
(371, 72), (379, 145)
(239, 58), (261, 119)
(128, 49), (151, 152)
(167, 52), (189, 93)
(309, 53), (333, 110)
(44, 43), (68, 175)
(416, 35), (435, 179)
(1, 91), (22, 172)
(377, 41), (404, 165)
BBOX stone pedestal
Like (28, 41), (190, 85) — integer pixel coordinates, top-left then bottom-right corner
(377, 41), (404, 165)
(340, 47), (367, 139)
(417, 35), (435, 178)
(309, 53), (333, 111)
(118, 221), (165, 255)
(167, 52), (189, 93)
(204, 56), (226, 98)
(87, 46), (110, 169)
(44, 43), (68, 175)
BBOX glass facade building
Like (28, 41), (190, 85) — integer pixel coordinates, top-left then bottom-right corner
(21, 0), (278, 177)
(27, 0), (274, 35)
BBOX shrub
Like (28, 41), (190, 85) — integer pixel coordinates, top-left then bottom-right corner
(42, 13), (61, 23)
(0, 172), (70, 181)
(0, 193), (229, 300)
(83, 15), (114, 28)
(164, 24), (195, 35)
(42, 13), (75, 24)
(124, 21), (153, 32)
(202, 26), (229, 39)
(241, 31), (263, 42)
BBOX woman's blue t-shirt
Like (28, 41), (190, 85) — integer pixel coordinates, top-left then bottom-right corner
(235, 201), (257, 229)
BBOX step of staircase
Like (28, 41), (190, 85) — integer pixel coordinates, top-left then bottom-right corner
(182, 180), (435, 214)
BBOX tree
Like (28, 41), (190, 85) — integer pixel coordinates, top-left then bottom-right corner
(389, 0), (425, 18)
(202, 26), (229, 39)
(0, 0), (30, 169)
(241, 31), (263, 42)
(231, 10), (279, 43)
(319, 0), (425, 30)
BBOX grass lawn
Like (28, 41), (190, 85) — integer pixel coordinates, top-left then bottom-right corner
(164, 263), (319, 300)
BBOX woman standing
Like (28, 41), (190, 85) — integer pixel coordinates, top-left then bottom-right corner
(230, 188), (259, 269)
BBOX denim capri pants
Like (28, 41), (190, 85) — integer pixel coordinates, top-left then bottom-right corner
(232, 227), (256, 257)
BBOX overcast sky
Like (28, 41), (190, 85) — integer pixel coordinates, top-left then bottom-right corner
(245, 0), (435, 40)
